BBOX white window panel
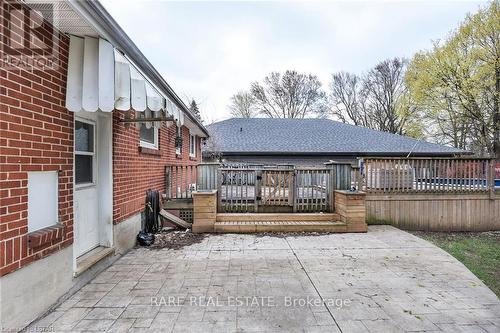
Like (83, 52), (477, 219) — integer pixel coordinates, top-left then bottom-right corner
(75, 119), (96, 185)
(28, 171), (58, 232)
(189, 133), (196, 158)
(139, 126), (158, 149)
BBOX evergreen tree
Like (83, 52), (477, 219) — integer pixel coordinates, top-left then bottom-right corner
(190, 99), (203, 123)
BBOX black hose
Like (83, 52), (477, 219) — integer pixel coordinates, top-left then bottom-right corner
(144, 189), (160, 233)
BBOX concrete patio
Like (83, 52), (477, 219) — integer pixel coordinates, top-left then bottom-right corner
(29, 226), (500, 332)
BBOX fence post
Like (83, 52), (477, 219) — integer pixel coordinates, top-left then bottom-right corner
(217, 168), (223, 212)
(352, 166), (363, 191)
(324, 161), (352, 190)
(165, 166), (171, 200)
(489, 158), (495, 199)
(292, 170), (297, 213)
(255, 169), (262, 213)
(329, 168), (335, 212)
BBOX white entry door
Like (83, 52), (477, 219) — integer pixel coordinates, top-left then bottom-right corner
(74, 117), (100, 257)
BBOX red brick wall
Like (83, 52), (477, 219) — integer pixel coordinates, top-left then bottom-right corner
(0, 1), (73, 276)
(113, 112), (202, 223)
(0, 1), (204, 277)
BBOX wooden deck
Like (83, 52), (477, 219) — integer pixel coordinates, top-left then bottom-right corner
(219, 186), (327, 200)
(213, 212), (346, 233)
(214, 220), (347, 233)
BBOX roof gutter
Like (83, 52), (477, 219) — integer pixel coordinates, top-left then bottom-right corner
(67, 0), (209, 137)
(215, 151), (471, 157)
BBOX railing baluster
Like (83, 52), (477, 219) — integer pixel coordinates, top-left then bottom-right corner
(240, 170), (244, 212)
(476, 160), (480, 191)
(313, 171), (317, 212)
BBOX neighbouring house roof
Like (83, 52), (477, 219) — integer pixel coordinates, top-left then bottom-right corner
(205, 118), (468, 157)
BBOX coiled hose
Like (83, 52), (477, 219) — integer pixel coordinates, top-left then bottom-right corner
(144, 189), (160, 233)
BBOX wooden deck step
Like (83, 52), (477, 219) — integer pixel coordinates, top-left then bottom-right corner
(216, 213), (340, 222)
(213, 220), (347, 233)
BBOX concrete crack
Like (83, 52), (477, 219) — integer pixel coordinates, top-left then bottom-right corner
(284, 238), (343, 333)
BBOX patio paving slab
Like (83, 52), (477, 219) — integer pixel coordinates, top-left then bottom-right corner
(28, 226), (500, 332)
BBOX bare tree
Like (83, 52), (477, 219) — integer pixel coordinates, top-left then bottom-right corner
(329, 59), (420, 137)
(228, 91), (258, 118)
(329, 72), (370, 126)
(363, 58), (410, 135)
(250, 70), (327, 118)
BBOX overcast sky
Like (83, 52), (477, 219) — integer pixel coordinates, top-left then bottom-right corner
(101, 0), (486, 123)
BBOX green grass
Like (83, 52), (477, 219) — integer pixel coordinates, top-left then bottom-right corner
(411, 231), (500, 297)
(366, 218), (392, 225)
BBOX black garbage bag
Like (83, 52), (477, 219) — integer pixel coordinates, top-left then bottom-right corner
(137, 231), (155, 246)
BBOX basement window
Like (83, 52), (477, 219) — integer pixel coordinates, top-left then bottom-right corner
(140, 126), (158, 150)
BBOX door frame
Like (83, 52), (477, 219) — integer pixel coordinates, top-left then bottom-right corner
(73, 111), (113, 271)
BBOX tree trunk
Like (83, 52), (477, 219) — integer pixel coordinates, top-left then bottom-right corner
(494, 66), (500, 159)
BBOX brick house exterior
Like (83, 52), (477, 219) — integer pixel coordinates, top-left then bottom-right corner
(112, 113), (201, 224)
(0, 1), (207, 330)
(0, 1), (73, 277)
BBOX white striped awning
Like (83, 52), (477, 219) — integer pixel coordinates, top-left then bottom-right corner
(65, 35), (185, 127)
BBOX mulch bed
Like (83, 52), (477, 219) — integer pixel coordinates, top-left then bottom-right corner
(148, 229), (207, 250)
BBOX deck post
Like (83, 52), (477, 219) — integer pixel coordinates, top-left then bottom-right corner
(192, 190), (218, 233)
(334, 190), (367, 232)
(292, 170), (298, 213)
(328, 168), (335, 213)
(324, 161), (352, 190)
(488, 158), (495, 199)
(255, 169), (262, 213)
(165, 166), (171, 200)
(217, 168), (223, 212)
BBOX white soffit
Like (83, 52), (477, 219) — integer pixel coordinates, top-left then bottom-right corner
(26, 0), (193, 131)
(23, 0), (98, 37)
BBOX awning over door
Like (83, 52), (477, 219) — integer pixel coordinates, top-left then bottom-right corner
(65, 35), (185, 128)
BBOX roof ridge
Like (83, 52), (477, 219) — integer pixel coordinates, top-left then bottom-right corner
(205, 117), (468, 155)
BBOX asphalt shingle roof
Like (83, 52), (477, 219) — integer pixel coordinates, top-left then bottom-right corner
(205, 118), (466, 156)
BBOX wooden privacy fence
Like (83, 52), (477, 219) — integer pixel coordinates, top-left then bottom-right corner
(360, 157), (499, 231)
(362, 157), (496, 194)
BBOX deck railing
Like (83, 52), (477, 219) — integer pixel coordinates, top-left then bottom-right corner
(213, 166), (336, 213)
(294, 168), (333, 213)
(218, 167), (259, 213)
(165, 165), (197, 199)
(196, 163), (220, 191)
(362, 157), (496, 195)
